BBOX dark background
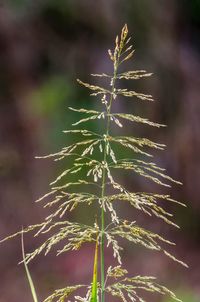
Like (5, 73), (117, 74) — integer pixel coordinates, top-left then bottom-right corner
(0, 1), (200, 301)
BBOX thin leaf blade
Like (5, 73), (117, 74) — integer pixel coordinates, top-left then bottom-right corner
(90, 237), (98, 302)
(21, 231), (39, 302)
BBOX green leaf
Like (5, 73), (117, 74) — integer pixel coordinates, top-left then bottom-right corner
(21, 231), (39, 302)
(90, 237), (98, 302)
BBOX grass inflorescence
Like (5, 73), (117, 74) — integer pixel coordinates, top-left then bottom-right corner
(1, 24), (187, 302)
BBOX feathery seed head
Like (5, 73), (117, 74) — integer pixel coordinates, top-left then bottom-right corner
(0, 24), (186, 302)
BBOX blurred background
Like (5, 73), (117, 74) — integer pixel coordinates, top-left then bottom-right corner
(0, 0), (200, 301)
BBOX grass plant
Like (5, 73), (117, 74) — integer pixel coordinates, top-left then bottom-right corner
(1, 24), (187, 302)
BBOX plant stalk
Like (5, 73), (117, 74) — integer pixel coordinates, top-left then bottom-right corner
(100, 58), (119, 302)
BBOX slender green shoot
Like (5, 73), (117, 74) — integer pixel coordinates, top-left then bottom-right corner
(90, 236), (98, 302)
(21, 230), (39, 302)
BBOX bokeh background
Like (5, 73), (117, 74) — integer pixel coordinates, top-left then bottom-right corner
(0, 0), (200, 301)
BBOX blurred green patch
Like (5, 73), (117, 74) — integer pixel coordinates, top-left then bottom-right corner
(163, 288), (199, 302)
(30, 75), (75, 147)
(7, 0), (29, 8)
(188, 0), (200, 22)
(31, 76), (69, 115)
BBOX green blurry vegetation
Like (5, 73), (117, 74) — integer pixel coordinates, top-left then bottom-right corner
(31, 75), (75, 148)
(7, 0), (29, 10)
(163, 289), (199, 302)
(32, 76), (69, 115)
(31, 75), (94, 147)
(183, 0), (200, 25)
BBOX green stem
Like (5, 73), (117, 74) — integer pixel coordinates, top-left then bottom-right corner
(100, 60), (119, 302)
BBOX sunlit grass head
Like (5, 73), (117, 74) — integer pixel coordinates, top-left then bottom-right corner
(1, 24), (187, 302)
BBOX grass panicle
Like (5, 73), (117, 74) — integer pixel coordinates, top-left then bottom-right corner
(1, 24), (187, 302)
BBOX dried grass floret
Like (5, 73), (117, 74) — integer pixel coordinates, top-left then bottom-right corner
(106, 275), (182, 302)
(43, 285), (86, 302)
